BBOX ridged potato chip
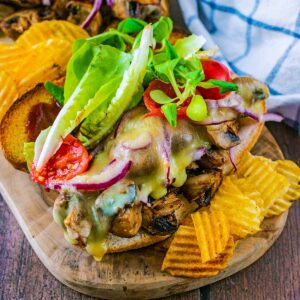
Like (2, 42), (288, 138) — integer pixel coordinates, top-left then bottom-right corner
(266, 160), (300, 217)
(0, 44), (33, 76)
(236, 153), (290, 211)
(274, 160), (300, 202)
(16, 20), (89, 48)
(192, 209), (230, 263)
(230, 176), (265, 220)
(13, 39), (71, 95)
(210, 176), (262, 238)
(265, 198), (292, 217)
(162, 225), (235, 278)
(0, 69), (19, 121)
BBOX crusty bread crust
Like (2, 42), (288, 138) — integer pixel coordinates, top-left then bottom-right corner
(223, 100), (266, 174)
(107, 100), (267, 253)
(107, 230), (169, 253)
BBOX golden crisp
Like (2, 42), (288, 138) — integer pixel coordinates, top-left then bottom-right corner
(13, 39), (71, 95)
(0, 70), (19, 121)
(191, 209), (230, 263)
(274, 160), (300, 202)
(210, 176), (262, 238)
(0, 44), (32, 77)
(236, 153), (290, 211)
(16, 20), (89, 47)
(162, 225), (235, 278)
(265, 198), (292, 217)
(230, 176), (265, 220)
(266, 160), (300, 217)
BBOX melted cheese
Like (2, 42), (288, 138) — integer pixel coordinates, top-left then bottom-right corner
(94, 107), (211, 200)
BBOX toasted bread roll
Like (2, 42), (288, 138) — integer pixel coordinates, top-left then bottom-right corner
(0, 83), (60, 169)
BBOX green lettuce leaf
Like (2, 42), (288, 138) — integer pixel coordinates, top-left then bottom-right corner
(118, 18), (147, 34)
(198, 79), (238, 93)
(186, 95), (207, 121)
(35, 45), (131, 170)
(23, 142), (35, 171)
(82, 25), (153, 147)
(174, 34), (206, 58)
(161, 103), (177, 127)
(153, 16), (173, 42)
(44, 81), (64, 106)
(132, 16), (173, 49)
(87, 29), (135, 48)
(150, 89), (174, 104)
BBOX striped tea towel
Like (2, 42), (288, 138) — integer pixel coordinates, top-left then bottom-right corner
(178, 0), (300, 133)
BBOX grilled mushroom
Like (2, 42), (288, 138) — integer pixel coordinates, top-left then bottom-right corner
(183, 169), (223, 207)
(0, 4), (15, 23)
(51, 0), (68, 18)
(197, 148), (229, 169)
(0, 8), (54, 39)
(206, 120), (240, 149)
(110, 203), (142, 237)
(112, 0), (168, 21)
(0, 0), (43, 8)
(64, 207), (92, 247)
(142, 193), (181, 235)
(233, 76), (269, 105)
(66, 1), (102, 36)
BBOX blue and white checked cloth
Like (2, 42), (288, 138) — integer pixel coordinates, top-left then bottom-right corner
(178, 0), (300, 133)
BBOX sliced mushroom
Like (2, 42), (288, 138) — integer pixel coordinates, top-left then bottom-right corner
(197, 148), (229, 169)
(112, 0), (168, 21)
(51, 0), (69, 18)
(0, 8), (54, 39)
(142, 193), (180, 235)
(233, 76), (269, 105)
(183, 169), (223, 207)
(66, 1), (102, 36)
(64, 207), (92, 247)
(0, 4), (15, 23)
(206, 120), (240, 149)
(110, 203), (142, 238)
(0, 0), (43, 8)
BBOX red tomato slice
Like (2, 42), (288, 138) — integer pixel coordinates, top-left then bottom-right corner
(143, 80), (190, 119)
(197, 59), (232, 100)
(143, 79), (177, 111)
(31, 134), (91, 186)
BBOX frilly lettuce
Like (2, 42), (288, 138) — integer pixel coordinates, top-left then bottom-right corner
(81, 24), (153, 148)
(35, 44), (131, 170)
(35, 25), (153, 170)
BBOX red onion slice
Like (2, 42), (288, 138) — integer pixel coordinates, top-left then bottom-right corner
(234, 106), (261, 121)
(81, 0), (103, 29)
(42, 0), (51, 5)
(205, 93), (242, 109)
(192, 147), (207, 161)
(229, 148), (237, 171)
(193, 115), (237, 126)
(162, 121), (171, 187)
(122, 132), (152, 150)
(106, 0), (114, 6)
(48, 159), (132, 190)
(263, 112), (284, 122)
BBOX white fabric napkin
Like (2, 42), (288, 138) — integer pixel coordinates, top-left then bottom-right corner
(178, 0), (300, 133)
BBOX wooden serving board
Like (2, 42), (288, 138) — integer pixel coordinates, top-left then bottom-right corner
(0, 127), (288, 299)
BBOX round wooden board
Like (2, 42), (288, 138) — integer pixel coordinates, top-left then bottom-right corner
(0, 127), (288, 299)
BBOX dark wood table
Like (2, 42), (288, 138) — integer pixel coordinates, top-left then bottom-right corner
(1, 122), (299, 300)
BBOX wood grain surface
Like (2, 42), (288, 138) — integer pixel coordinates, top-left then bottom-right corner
(1, 123), (299, 300)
